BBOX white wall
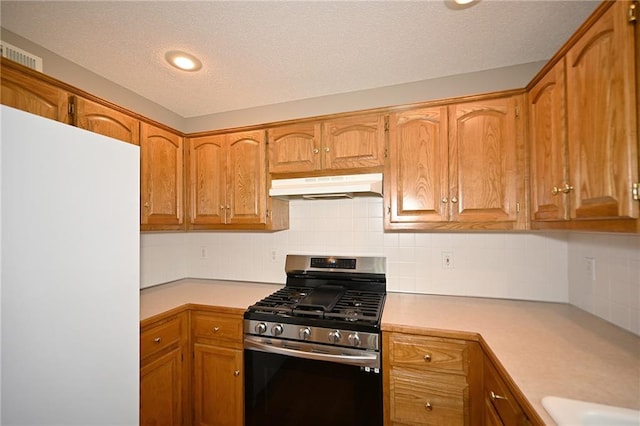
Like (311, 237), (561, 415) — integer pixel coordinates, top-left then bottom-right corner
(142, 197), (569, 303)
(568, 233), (640, 335)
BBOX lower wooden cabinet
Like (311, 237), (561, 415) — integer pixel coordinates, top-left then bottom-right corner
(383, 330), (482, 425)
(140, 311), (189, 426)
(483, 356), (532, 426)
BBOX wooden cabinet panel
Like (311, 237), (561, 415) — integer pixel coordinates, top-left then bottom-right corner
(74, 96), (140, 145)
(529, 60), (568, 222)
(322, 113), (386, 170)
(227, 131), (266, 225)
(566, 0), (638, 221)
(386, 333), (468, 375)
(140, 122), (185, 230)
(140, 347), (183, 426)
(189, 135), (225, 226)
(0, 60), (69, 123)
(449, 97), (521, 224)
(267, 123), (321, 173)
(192, 311), (243, 348)
(483, 357), (531, 426)
(387, 106), (449, 224)
(140, 315), (183, 361)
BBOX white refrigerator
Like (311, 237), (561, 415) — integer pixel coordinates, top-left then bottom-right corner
(1, 105), (140, 425)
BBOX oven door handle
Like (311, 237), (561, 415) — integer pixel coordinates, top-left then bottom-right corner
(244, 336), (380, 369)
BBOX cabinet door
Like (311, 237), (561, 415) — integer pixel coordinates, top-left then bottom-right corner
(566, 0), (638, 220)
(193, 344), (243, 426)
(0, 61), (69, 123)
(226, 131), (266, 225)
(140, 123), (185, 230)
(449, 96), (523, 225)
(268, 123), (321, 173)
(529, 60), (569, 222)
(189, 135), (226, 226)
(387, 107), (449, 226)
(322, 114), (386, 170)
(74, 96), (140, 145)
(140, 347), (184, 426)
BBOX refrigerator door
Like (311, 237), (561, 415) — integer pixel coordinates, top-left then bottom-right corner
(1, 105), (140, 424)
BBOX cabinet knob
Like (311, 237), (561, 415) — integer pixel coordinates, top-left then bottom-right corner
(220, 205), (225, 210)
(313, 148), (319, 154)
(490, 391), (507, 401)
(424, 354), (432, 362)
(234, 370), (240, 377)
(213, 326), (220, 333)
(144, 202), (150, 208)
(441, 198), (448, 204)
(425, 402), (433, 411)
(451, 196), (458, 203)
(551, 186), (560, 196)
(153, 337), (161, 344)
(561, 183), (574, 194)
(324, 147), (330, 152)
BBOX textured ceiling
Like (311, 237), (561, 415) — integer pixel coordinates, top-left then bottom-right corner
(1, 0), (599, 118)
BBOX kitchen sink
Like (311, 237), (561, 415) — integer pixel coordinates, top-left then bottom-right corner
(542, 396), (640, 426)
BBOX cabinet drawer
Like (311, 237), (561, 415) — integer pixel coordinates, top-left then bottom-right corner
(389, 368), (467, 425)
(387, 333), (468, 374)
(141, 316), (182, 361)
(483, 358), (530, 425)
(192, 311), (243, 347)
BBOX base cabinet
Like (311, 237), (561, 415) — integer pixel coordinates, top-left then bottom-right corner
(482, 356), (533, 426)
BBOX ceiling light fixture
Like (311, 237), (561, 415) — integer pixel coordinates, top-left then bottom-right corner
(445, 0), (479, 10)
(165, 51), (202, 72)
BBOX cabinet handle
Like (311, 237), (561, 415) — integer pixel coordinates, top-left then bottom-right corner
(220, 205), (225, 210)
(313, 148), (319, 154)
(425, 402), (433, 411)
(561, 183), (574, 194)
(424, 354), (432, 362)
(441, 198), (448, 204)
(551, 186), (560, 196)
(234, 370), (240, 377)
(153, 337), (161, 344)
(490, 391), (507, 401)
(144, 202), (150, 208)
(213, 326), (220, 333)
(451, 196), (458, 203)
(324, 147), (330, 152)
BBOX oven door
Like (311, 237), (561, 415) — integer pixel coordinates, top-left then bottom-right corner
(244, 335), (383, 426)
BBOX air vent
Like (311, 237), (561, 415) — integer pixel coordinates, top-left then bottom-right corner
(1, 40), (43, 71)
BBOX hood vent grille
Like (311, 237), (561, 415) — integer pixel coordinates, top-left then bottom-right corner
(1, 41), (43, 71)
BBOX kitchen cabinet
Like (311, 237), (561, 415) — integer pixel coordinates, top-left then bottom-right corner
(72, 95), (140, 145)
(188, 130), (288, 230)
(383, 331), (482, 425)
(0, 58), (70, 123)
(140, 122), (185, 231)
(140, 311), (190, 426)
(530, 0), (639, 232)
(191, 309), (244, 426)
(386, 93), (527, 231)
(268, 113), (386, 176)
(483, 355), (532, 426)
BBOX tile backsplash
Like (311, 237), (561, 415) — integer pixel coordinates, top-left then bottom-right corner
(141, 197), (640, 335)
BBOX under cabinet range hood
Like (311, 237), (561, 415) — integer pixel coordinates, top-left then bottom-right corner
(269, 173), (383, 199)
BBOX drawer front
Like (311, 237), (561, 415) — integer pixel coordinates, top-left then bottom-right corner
(387, 333), (468, 374)
(483, 358), (529, 425)
(389, 368), (467, 425)
(141, 315), (182, 361)
(192, 311), (243, 347)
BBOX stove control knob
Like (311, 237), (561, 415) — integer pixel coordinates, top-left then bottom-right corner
(328, 330), (342, 344)
(271, 324), (284, 336)
(255, 322), (267, 335)
(299, 327), (311, 340)
(348, 333), (361, 347)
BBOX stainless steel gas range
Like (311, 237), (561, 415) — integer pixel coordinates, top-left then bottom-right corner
(243, 254), (386, 426)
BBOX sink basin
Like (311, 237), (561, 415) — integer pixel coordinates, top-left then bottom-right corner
(542, 396), (640, 426)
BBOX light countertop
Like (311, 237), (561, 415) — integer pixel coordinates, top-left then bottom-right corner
(140, 279), (640, 425)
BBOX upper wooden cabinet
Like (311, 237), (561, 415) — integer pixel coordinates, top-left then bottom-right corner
(72, 96), (140, 145)
(386, 94), (527, 231)
(188, 130), (288, 230)
(0, 59), (69, 123)
(529, 0), (639, 232)
(140, 122), (185, 231)
(268, 113), (386, 176)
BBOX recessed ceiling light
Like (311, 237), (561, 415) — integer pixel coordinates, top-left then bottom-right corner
(445, 0), (479, 9)
(454, 0), (475, 4)
(165, 51), (202, 72)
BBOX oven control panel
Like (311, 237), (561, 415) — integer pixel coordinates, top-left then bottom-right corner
(244, 319), (380, 351)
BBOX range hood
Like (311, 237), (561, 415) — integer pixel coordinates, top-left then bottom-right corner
(269, 173), (383, 199)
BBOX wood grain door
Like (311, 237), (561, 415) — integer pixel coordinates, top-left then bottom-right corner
(189, 135), (226, 226)
(387, 106), (449, 226)
(566, 0), (638, 220)
(140, 347), (184, 426)
(448, 96), (522, 225)
(268, 123), (321, 173)
(140, 122), (184, 229)
(74, 96), (140, 145)
(529, 60), (569, 222)
(193, 344), (243, 426)
(226, 130), (267, 225)
(322, 113), (386, 170)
